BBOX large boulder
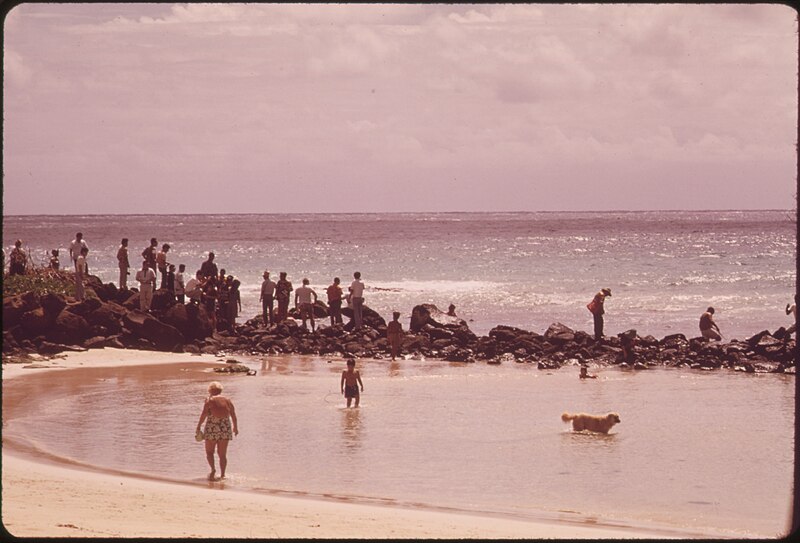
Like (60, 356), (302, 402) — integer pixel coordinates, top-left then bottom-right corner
(342, 304), (386, 330)
(85, 301), (127, 334)
(123, 310), (184, 351)
(20, 307), (50, 337)
(65, 297), (102, 317)
(161, 303), (214, 342)
(488, 325), (530, 344)
(48, 309), (92, 344)
(544, 322), (576, 344)
(151, 289), (178, 312)
(3, 292), (40, 328)
(40, 292), (68, 323)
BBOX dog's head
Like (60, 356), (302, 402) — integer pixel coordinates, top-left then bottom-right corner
(607, 413), (621, 424)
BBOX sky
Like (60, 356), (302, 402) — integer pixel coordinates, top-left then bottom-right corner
(2, 3), (797, 214)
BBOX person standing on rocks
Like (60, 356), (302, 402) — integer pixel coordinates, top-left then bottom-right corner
(295, 278), (318, 332)
(387, 311), (404, 361)
(142, 238), (158, 277)
(349, 271), (365, 328)
(75, 246), (89, 301)
(8, 240), (27, 276)
(785, 295), (797, 341)
(587, 288), (611, 340)
(259, 270), (276, 326)
(156, 243), (171, 289)
(175, 264), (186, 303)
(275, 272), (293, 323)
(699, 307), (722, 341)
(326, 277), (344, 326)
(200, 251), (218, 279)
(228, 279), (242, 332)
(117, 238), (130, 289)
(48, 249), (60, 271)
(135, 260), (157, 312)
(69, 232), (88, 270)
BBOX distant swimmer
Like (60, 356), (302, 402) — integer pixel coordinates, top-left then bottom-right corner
(340, 358), (364, 408)
(579, 365), (597, 379)
(587, 288), (612, 340)
(699, 307), (722, 341)
(196, 381), (238, 481)
(387, 311), (404, 361)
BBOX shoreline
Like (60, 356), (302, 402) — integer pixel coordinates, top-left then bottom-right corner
(2, 348), (728, 539)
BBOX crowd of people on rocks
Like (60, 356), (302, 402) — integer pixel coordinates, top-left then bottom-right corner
(3, 234), (798, 347)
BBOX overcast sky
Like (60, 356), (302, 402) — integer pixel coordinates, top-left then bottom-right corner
(2, 3), (797, 215)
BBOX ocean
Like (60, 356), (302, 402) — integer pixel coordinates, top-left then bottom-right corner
(2, 211), (796, 537)
(2, 210), (796, 339)
(3, 358), (794, 537)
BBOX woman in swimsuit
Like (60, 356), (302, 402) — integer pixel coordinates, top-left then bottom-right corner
(196, 381), (238, 480)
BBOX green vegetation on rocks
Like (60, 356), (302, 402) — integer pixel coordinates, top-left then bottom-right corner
(3, 268), (76, 298)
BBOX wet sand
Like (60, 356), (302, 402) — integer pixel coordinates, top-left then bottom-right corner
(2, 348), (701, 538)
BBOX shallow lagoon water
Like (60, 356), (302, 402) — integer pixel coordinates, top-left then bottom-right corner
(3, 356), (794, 538)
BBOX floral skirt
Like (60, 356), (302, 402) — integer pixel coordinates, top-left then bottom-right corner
(204, 415), (233, 441)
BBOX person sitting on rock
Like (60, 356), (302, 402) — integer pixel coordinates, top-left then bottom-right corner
(185, 270), (205, 305)
(785, 295), (797, 343)
(699, 307), (722, 341)
(447, 303), (457, 317)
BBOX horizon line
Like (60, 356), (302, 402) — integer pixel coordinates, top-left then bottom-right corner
(2, 208), (795, 218)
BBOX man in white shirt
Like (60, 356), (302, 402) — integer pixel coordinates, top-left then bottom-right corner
(135, 260), (157, 312)
(175, 264), (186, 303)
(70, 232), (88, 270)
(259, 270), (277, 326)
(75, 247), (89, 301)
(294, 278), (318, 332)
(349, 271), (365, 328)
(184, 270), (204, 305)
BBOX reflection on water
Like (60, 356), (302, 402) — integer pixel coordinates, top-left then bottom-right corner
(2, 357), (794, 538)
(340, 409), (363, 455)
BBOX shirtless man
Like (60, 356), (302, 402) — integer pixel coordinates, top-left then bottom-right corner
(196, 381), (238, 480)
(699, 307), (722, 341)
(340, 359), (364, 408)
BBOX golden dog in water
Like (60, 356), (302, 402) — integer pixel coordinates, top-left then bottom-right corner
(561, 412), (621, 434)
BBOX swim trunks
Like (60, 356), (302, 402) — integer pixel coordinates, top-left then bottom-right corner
(204, 415), (233, 441)
(344, 384), (359, 399)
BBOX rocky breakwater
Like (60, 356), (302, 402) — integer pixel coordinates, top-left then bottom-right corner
(3, 274), (213, 358)
(2, 277), (796, 375)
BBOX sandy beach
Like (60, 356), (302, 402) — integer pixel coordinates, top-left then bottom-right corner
(0, 348), (703, 539)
